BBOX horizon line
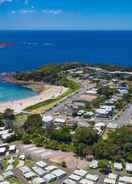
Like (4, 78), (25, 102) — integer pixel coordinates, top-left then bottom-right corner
(1, 29), (132, 31)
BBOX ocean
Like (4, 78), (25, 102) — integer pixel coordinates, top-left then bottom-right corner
(0, 30), (132, 73)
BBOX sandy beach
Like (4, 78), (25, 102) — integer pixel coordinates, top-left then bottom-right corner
(0, 85), (68, 114)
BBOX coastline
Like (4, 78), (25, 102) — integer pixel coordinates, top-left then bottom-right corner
(0, 84), (68, 114)
(0, 73), (44, 93)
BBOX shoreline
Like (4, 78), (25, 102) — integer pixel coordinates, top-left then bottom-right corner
(0, 73), (44, 93)
(0, 84), (68, 114)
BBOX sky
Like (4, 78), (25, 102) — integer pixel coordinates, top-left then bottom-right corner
(0, 0), (132, 30)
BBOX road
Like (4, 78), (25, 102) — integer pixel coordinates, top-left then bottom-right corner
(45, 83), (96, 116)
(13, 168), (28, 184)
(107, 103), (132, 128)
(97, 174), (105, 184)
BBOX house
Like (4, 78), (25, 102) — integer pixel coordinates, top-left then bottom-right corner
(73, 169), (87, 177)
(63, 178), (77, 184)
(89, 160), (98, 169)
(95, 122), (105, 129)
(36, 161), (47, 168)
(54, 118), (66, 125)
(24, 171), (36, 180)
(80, 179), (95, 184)
(126, 163), (132, 173)
(1, 132), (15, 141)
(44, 173), (57, 182)
(69, 174), (81, 182)
(119, 176), (132, 183)
(104, 178), (116, 184)
(114, 162), (123, 171)
(0, 147), (6, 156)
(42, 115), (53, 127)
(107, 123), (118, 129)
(45, 165), (58, 172)
(86, 174), (99, 182)
(32, 166), (46, 177)
(107, 173), (118, 180)
(8, 145), (16, 153)
(51, 169), (66, 179)
(95, 108), (112, 118)
(0, 144), (8, 148)
(19, 166), (31, 174)
(32, 177), (46, 184)
(0, 127), (5, 131)
(0, 130), (9, 137)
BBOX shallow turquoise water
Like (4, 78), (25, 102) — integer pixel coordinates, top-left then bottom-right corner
(0, 81), (37, 102)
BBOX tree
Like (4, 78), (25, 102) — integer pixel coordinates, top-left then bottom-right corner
(73, 127), (98, 145)
(93, 126), (132, 161)
(3, 108), (15, 120)
(98, 160), (111, 173)
(3, 108), (15, 129)
(61, 161), (67, 168)
(22, 134), (31, 144)
(51, 127), (71, 143)
(73, 127), (98, 157)
(23, 114), (42, 133)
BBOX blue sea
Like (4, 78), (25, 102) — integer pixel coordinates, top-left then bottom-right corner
(0, 31), (132, 73)
(0, 30), (132, 102)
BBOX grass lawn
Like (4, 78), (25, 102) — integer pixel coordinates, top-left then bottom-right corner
(1, 158), (8, 169)
(25, 159), (32, 166)
(8, 177), (21, 184)
(25, 80), (80, 112)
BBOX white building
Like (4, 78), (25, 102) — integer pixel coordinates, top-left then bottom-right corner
(8, 145), (16, 153)
(89, 160), (98, 169)
(80, 179), (94, 184)
(51, 169), (66, 179)
(36, 161), (47, 168)
(114, 162), (123, 171)
(32, 166), (46, 177)
(45, 165), (58, 172)
(44, 173), (56, 182)
(0, 147), (6, 155)
(126, 163), (132, 173)
(42, 115), (53, 127)
(86, 174), (99, 182)
(73, 169), (87, 177)
(24, 171), (36, 180)
(63, 178), (77, 184)
(119, 176), (132, 183)
(104, 178), (116, 184)
(69, 174), (81, 182)
(32, 177), (45, 184)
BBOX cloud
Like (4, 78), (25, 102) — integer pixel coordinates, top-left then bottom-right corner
(11, 9), (36, 14)
(10, 8), (63, 16)
(0, 0), (13, 4)
(42, 9), (63, 15)
(11, 10), (16, 14)
(19, 9), (36, 14)
(24, 0), (28, 5)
